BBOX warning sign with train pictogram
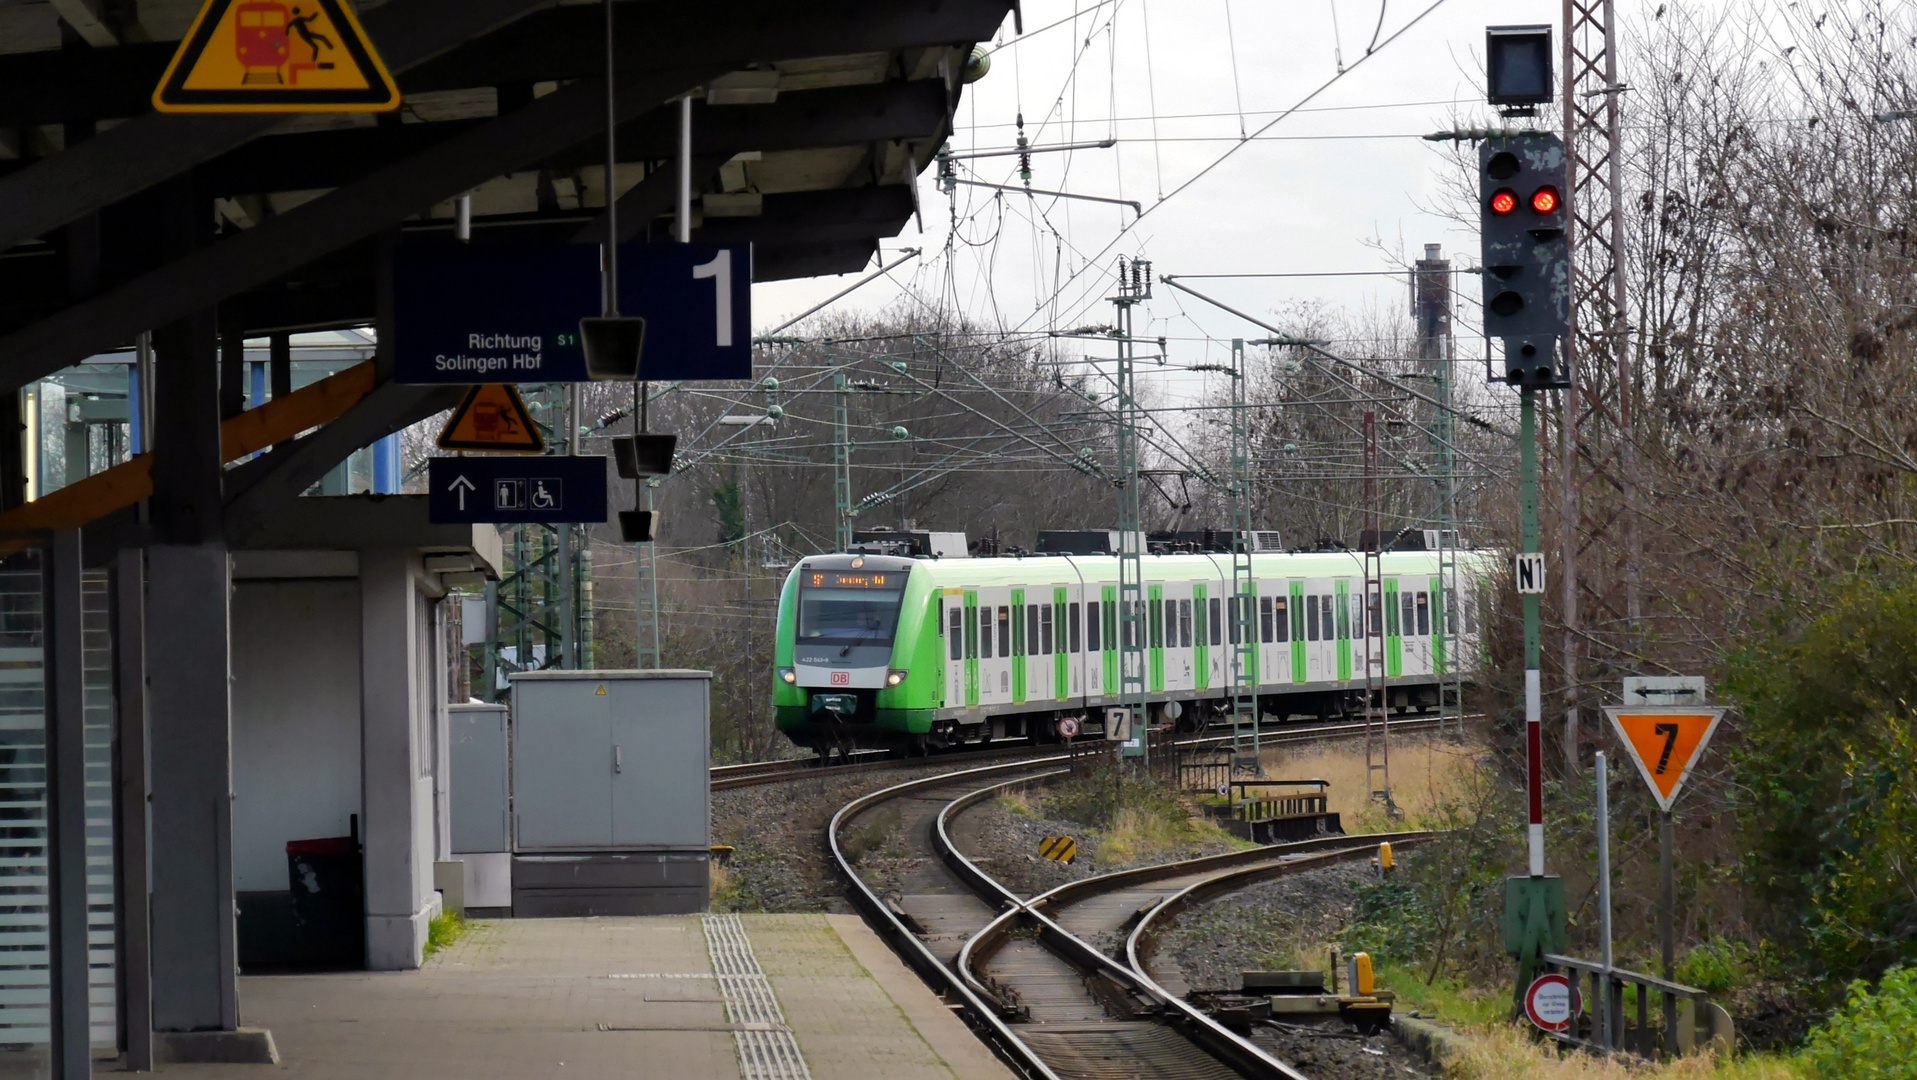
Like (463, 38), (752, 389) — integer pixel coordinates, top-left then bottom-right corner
(153, 0), (400, 113)
(436, 384), (545, 454)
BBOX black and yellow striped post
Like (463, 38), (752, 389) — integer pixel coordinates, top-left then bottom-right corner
(1038, 835), (1078, 864)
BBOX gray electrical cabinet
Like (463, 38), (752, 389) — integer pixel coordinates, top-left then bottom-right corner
(450, 703), (510, 853)
(508, 670), (711, 916)
(448, 703), (513, 912)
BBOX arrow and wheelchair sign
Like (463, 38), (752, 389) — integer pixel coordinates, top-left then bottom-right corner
(428, 457), (607, 525)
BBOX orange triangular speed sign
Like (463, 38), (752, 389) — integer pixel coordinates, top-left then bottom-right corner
(437, 385), (544, 453)
(153, 0), (400, 114)
(1602, 707), (1726, 811)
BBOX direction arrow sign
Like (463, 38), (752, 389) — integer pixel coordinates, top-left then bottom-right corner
(428, 457), (607, 525)
(153, 0), (400, 114)
(394, 241), (751, 384)
(1602, 706), (1726, 811)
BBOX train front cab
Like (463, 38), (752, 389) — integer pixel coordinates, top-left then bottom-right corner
(773, 555), (936, 753)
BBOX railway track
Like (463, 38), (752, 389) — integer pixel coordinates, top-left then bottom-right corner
(825, 746), (1439, 1079)
(714, 713), (1455, 791)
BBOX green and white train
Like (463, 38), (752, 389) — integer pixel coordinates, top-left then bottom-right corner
(773, 547), (1494, 753)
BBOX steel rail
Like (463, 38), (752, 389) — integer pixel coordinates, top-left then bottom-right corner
(939, 774), (1432, 1080)
(1124, 836), (1437, 991)
(713, 713), (1456, 791)
(826, 757), (1074, 1080)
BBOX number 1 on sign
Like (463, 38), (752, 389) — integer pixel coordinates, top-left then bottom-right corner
(692, 250), (733, 347)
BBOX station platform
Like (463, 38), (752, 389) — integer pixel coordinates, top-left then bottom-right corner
(139, 915), (1013, 1080)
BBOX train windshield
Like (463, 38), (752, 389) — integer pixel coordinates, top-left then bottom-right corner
(797, 570), (907, 647)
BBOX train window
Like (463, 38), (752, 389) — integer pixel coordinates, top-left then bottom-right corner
(1367, 594), (1381, 637)
(1386, 590), (1400, 636)
(1040, 605), (1053, 654)
(1463, 594), (1477, 634)
(979, 609), (993, 658)
(1222, 597), (1235, 644)
(1401, 594), (1415, 638)
(964, 606), (978, 659)
(1328, 595), (1343, 640)
(1112, 602), (1125, 651)
(1416, 592), (1430, 636)
(1149, 599), (1163, 649)
(1208, 598), (1222, 645)
(1069, 602), (1082, 653)
(1274, 596), (1289, 642)
(998, 607), (1011, 658)
(949, 608), (963, 660)
(1446, 589), (1458, 635)
(1194, 598), (1207, 648)
(1027, 605), (1040, 655)
(1178, 600), (1192, 648)
(1086, 601), (1100, 652)
(1306, 596), (1319, 641)
(1011, 605), (1024, 655)
(1259, 597), (1273, 643)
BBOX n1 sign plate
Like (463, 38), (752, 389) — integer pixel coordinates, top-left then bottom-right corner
(395, 242), (750, 384)
(428, 456), (608, 524)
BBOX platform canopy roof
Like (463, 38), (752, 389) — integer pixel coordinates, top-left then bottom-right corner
(0, 0), (1012, 391)
(0, 0), (1013, 551)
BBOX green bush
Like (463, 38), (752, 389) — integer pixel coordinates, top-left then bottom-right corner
(1723, 576), (1917, 987)
(1801, 966), (1917, 1080)
(1677, 937), (1760, 994)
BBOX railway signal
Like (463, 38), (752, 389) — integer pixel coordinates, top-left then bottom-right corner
(1479, 133), (1571, 386)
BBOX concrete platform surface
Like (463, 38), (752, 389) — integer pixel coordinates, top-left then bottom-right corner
(130, 914), (1013, 1080)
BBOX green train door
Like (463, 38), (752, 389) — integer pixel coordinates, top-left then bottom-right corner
(1384, 577), (1403, 677)
(1054, 587), (1071, 700)
(1010, 588), (1027, 703)
(1148, 584), (1165, 693)
(1335, 578), (1353, 681)
(1289, 579), (1307, 683)
(1101, 585), (1119, 698)
(1193, 583), (1210, 691)
(963, 590), (980, 706)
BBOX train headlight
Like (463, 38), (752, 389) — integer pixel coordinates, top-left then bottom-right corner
(778, 667), (797, 685)
(885, 668), (909, 687)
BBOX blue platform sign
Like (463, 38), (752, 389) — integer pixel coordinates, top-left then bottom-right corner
(428, 456), (608, 524)
(395, 241), (751, 384)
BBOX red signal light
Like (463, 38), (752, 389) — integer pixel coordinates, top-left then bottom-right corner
(1531, 186), (1560, 214)
(1490, 189), (1518, 215)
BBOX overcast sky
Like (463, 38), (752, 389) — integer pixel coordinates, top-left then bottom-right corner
(752, 0), (1562, 375)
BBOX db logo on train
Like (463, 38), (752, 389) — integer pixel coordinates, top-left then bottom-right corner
(830, 671), (851, 686)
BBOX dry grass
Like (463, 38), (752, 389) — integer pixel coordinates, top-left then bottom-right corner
(1441, 1024), (1803, 1080)
(1255, 732), (1487, 829)
(996, 789), (1038, 818)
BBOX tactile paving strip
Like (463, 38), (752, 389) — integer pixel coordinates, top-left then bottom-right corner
(702, 914), (815, 1080)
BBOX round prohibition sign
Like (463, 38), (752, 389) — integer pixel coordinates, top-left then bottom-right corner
(1524, 972), (1578, 1033)
(1057, 716), (1081, 739)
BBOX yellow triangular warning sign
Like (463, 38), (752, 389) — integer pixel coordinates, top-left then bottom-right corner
(153, 0), (400, 114)
(437, 385), (545, 454)
(1602, 707), (1726, 812)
